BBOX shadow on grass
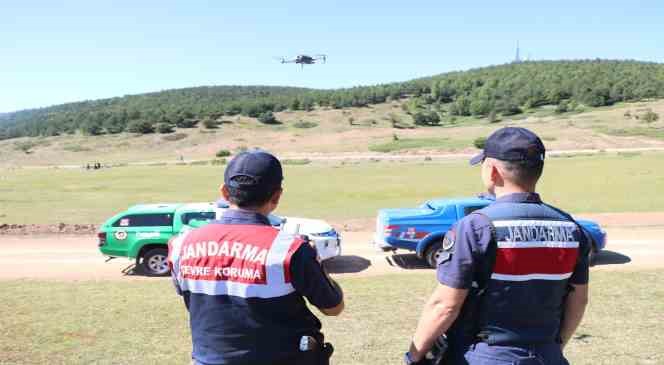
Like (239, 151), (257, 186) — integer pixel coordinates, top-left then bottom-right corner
(323, 255), (371, 274)
(593, 250), (631, 266)
(386, 253), (431, 270)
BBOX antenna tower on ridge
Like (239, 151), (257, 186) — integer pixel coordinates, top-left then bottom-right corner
(514, 41), (522, 63)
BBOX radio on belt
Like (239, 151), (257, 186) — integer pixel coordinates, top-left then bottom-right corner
(299, 335), (317, 351)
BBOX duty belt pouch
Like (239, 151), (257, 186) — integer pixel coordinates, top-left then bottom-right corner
(296, 335), (333, 365)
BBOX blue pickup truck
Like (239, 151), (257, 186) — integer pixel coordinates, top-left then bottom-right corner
(373, 196), (606, 267)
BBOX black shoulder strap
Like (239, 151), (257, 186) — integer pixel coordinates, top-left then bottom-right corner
(471, 212), (497, 292)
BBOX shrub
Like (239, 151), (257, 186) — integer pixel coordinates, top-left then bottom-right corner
(211, 158), (226, 165)
(175, 118), (199, 128)
(216, 149), (231, 158)
(389, 113), (414, 129)
(202, 118), (218, 129)
(14, 140), (38, 154)
(293, 121), (318, 129)
(555, 101), (569, 114)
(642, 110), (660, 124)
(257, 112), (279, 124)
(81, 120), (103, 136)
(156, 123), (174, 134)
(127, 120), (154, 134)
(413, 111), (441, 126)
(473, 137), (487, 149)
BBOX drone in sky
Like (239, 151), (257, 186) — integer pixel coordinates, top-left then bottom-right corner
(276, 54), (327, 69)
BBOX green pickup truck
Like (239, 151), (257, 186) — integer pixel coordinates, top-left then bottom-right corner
(97, 203), (216, 276)
(98, 201), (342, 276)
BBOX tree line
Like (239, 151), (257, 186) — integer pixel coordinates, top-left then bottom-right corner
(2, 60), (664, 140)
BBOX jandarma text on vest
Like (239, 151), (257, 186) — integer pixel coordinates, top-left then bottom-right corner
(181, 240), (268, 264)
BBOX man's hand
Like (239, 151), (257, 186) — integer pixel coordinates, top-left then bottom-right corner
(408, 284), (467, 361)
(559, 283), (589, 349)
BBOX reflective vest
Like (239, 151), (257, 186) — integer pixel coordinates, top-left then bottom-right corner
(476, 201), (584, 345)
(168, 223), (313, 364)
(169, 223), (304, 299)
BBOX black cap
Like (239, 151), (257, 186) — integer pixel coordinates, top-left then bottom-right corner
(470, 127), (545, 166)
(224, 150), (283, 191)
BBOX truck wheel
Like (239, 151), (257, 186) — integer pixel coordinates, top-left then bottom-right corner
(141, 248), (170, 276)
(425, 243), (444, 268)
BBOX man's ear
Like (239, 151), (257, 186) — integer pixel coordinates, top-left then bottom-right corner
(489, 162), (504, 187)
(270, 188), (283, 206)
(221, 184), (231, 201)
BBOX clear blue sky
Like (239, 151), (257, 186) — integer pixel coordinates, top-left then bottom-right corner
(1, 0), (662, 113)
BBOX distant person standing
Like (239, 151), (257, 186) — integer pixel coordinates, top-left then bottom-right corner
(169, 150), (344, 365)
(404, 127), (590, 365)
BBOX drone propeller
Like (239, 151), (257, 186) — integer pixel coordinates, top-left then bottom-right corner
(314, 54), (327, 63)
(273, 56), (288, 64)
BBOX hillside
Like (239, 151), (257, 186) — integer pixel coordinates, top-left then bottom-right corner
(2, 60), (664, 140)
(2, 97), (664, 167)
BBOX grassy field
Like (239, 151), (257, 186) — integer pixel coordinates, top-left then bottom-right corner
(1, 270), (662, 365)
(1, 152), (664, 224)
(368, 137), (471, 152)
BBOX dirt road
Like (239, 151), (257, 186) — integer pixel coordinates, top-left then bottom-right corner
(0, 226), (662, 281)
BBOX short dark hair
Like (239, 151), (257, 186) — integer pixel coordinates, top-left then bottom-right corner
(500, 160), (544, 186)
(226, 175), (281, 208)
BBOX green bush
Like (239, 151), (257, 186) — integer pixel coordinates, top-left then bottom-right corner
(13, 140), (38, 154)
(413, 111), (441, 126)
(473, 137), (487, 149)
(156, 123), (174, 134)
(293, 121), (318, 129)
(211, 158), (227, 165)
(216, 149), (231, 158)
(390, 115), (414, 129)
(175, 118), (199, 128)
(81, 120), (103, 136)
(555, 101), (569, 114)
(202, 118), (218, 129)
(127, 120), (154, 134)
(257, 112), (279, 124)
(642, 110), (660, 124)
